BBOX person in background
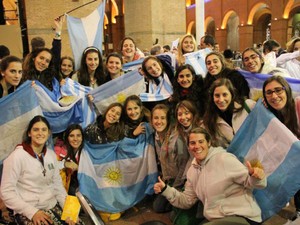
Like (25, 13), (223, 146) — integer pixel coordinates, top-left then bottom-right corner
(72, 46), (105, 88)
(154, 127), (266, 225)
(0, 45), (10, 61)
(171, 64), (206, 118)
(176, 34), (197, 66)
(163, 45), (171, 53)
(223, 49), (235, 69)
(151, 104), (189, 213)
(104, 52), (123, 83)
(203, 78), (255, 148)
(0, 55), (22, 98)
(262, 39), (281, 67)
(1, 115), (80, 225)
(123, 95), (151, 138)
(213, 42), (220, 52)
(150, 44), (164, 56)
(276, 37), (300, 79)
(199, 34), (215, 50)
(263, 75), (300, 220)
(120, 37), (144, 63)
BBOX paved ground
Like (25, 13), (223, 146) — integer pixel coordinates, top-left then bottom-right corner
(82, 196), (298, 225)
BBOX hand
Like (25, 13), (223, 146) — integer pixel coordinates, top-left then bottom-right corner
(87, 94), (94, 102)
(65, 217), (77, 225)
(60, 79), (66, 86)
(153, 176), (166, 194)
(133, 123), (146, 136)
(246, 161), (265, 180)
(54, 15), (65, 33)
(65, 161), (78, 172)
(32, 210), (53, 225)
(262, 98), (268, 108)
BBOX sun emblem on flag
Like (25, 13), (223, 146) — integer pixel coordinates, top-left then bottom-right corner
(116, 93), (126, 104)
(103, 166), (122, 185)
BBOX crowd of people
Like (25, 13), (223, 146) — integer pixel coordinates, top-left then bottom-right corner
(1, 15), (300, 225)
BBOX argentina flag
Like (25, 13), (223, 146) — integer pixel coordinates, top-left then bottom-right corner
(184, 48), (212, 77)
(90, 69), (145, 114)
(0, 81), (43, 164)
(67, 1), (105, 69)
(239, 70), (300, 101)
(227, 99), (300, 221)
(77, 123), (158, 213)
(60, 78), (97, 128)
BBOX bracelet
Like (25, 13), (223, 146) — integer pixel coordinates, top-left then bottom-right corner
(55, 32), (61, 38)
(161, 185), (167, 193)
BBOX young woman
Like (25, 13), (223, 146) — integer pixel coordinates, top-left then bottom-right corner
(203, 78), (256, 148)
(0, 55), (22, 98)
(104, 52), (123, 83)
(276, 37), (300, 79)
(141, 56), (173, 111)
(84, 102), (124, 144)
(22, 47), (60, 93)
(1, 115), (80, 225)
(171, 64), (206, 117)
(120, 37), (144, 63)
(73, 46), (105, 88)
(176, 34), (197, 66)
(151, 104), (189, 213)
(154, 127), (266, 225)
(123, 95), (151, 138)
(204, 51), (250, 99)
(59, 56), (75, 79)
(55, 124), (84, 196)
(263, 75), (300, 219)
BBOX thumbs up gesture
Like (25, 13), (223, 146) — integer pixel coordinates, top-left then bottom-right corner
(246, 161), (265, 180)
(153, 176), (166, 194)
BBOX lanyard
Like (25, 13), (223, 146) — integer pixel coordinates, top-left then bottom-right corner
(34, 152), (46, 176)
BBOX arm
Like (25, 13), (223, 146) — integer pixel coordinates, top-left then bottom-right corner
(1, 151), (39, 220)
(276, 51), (300, 66)
(52, 16), (64, 73)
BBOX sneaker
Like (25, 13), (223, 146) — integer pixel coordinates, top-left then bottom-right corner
(98, 211), (121, 222)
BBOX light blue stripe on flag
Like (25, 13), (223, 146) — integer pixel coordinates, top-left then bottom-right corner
(67, 2), (105, 70)
(0, 81), (43, 163)
(122, 58), (144, 72)
(184, 48), (211, 77)
(228, 99), (300, 221)
(91, 69), (145, 114)
(239, 70), (300, 100)
(78, 123), (158, 213)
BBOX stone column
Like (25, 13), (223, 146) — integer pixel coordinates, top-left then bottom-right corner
(239, 25), (253, 52)
(215, 29), (227, 51)
(195, 0), (205, 45)
(271, 18), (288, 47)
(124, 0), (186, 51)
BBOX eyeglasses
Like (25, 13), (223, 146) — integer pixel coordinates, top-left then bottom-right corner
(243, 54), (259, 63)
(265, 87), (286, 97)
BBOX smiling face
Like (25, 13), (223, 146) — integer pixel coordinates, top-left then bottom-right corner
(68, 129), (83, 150)
(105, 106), (122, 124)
(213, 85), (232, 112)
(206, 54), (223, 75)
(152, 108), (168, 133)
(34, 50), (52, 72)
(264, 80), (287, 111)
(242, 50), (263, 73)
(126, 100), (142, 121)
(177, 106), (193, 128)
(86, 52), (99, 73)
(177, 68), (194, 89)
(1, 61), (22, 87)
(182, 36), (195, 54)
(189, 133), (211, 164)
(28, 121), (50, 149)
(145, 58), (162, 78)
(60, 58), (74, 77)
(106, 56), (122, 76)
(122, 39), (136, 59)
